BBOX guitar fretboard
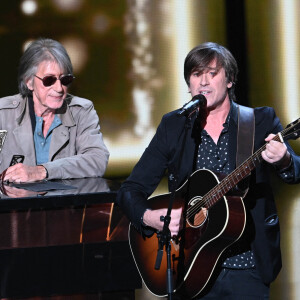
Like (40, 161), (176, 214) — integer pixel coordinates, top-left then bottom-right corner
(186, 117), (300, 219)
(187, 133), (287, 218)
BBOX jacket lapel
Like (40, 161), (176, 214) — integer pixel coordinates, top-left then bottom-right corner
(169, 114), (198, 189)
(13, 98), (36, 163)
(49, 102), (75, 160)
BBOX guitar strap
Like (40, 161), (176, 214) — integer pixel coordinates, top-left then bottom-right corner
(236, 105), (255, 191)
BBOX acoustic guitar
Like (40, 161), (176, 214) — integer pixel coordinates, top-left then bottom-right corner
(129, 118), (300, 299)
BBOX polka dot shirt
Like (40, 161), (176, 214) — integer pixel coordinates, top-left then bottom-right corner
(196, 114), (255, 269)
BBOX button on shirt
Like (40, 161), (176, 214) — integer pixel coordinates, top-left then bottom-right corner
(196, 113), (255, 269)
(34, 115), (62, 165)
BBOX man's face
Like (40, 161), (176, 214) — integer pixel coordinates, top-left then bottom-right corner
(188, 60), (232, 111)
(26, 60), (68, 114)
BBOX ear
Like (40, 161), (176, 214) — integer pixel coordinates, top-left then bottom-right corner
(227, 81), (233, 88)
(26, 77), (34, 91)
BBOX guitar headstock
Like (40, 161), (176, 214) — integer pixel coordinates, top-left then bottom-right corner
(284, 118), (300, 141)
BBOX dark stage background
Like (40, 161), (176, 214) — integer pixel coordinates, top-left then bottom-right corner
(0, 1), (299, 299)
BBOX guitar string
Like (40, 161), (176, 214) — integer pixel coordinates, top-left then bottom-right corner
(186, 122), (300, 219)
(185, 124), (299, 220)
(185, 142), (267, 218)
(184, 128), (291, 220)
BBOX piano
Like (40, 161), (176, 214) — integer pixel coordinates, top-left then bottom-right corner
(0, 177), (142, 299)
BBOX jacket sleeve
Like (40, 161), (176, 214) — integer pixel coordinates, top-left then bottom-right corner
(272, 110), (300, 183)
(255, 106), (300, 184)
(276, 152), (300, 183)
(116, 115), (171, 233)
(43, 101), (109, 179)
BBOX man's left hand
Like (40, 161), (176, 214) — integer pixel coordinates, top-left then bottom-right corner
(262, 133), (291, 169)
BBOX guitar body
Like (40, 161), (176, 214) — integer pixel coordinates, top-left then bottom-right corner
(128, 118), (300, 298)
(129, 169), (246, 298)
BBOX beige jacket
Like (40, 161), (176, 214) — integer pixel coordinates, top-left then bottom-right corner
(0, 94), (109, 179)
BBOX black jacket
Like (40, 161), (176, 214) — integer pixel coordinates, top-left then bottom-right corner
(117, 102), (300, 284)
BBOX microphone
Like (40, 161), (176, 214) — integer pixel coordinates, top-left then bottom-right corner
(177, 94), (207, 117)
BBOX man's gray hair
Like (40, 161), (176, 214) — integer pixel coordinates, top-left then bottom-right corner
(18, 38), (73, 97)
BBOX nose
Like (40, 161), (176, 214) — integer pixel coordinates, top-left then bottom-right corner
(200, 73), (209, 86)
(53, 78), (64, 92)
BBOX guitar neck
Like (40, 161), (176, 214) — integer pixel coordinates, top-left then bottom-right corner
(204, 134), (282, 208)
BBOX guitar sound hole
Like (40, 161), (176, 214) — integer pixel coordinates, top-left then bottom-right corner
(188, 207), (208, 227)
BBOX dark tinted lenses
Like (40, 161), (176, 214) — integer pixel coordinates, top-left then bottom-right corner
(60, 75), (74, 86)
(42, 76), (57, 86)
(37, 74), (75, 87)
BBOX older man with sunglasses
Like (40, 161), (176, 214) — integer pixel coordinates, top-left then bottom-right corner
(0, 38), (109, 183)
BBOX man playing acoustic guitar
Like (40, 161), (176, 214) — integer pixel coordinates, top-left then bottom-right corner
(116, 42), (300, 299)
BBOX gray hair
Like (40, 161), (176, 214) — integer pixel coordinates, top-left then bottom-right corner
(18, 38), (73, 97)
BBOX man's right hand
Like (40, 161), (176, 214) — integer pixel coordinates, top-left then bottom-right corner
(142, 207), (182, 237)
(1, 164), (47, 183)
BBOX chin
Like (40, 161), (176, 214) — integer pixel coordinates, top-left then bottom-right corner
(48, 101), (64, 110)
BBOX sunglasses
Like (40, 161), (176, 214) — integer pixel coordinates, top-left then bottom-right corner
(34, 74), (75, 87)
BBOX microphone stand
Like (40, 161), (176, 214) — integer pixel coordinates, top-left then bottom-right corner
(154, 114), (193, 300)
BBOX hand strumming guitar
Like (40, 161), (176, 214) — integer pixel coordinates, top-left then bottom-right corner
(143, 208), (182, 237)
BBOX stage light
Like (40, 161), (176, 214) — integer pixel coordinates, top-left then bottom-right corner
(60, 37), (88, 73)
(51, 0), (83, 12)
(20, 0), (38, 16)
(92, 14), (110, 34)
(290, 196), (300, 300)
(278, 0), (300, 122)
(172, 0), (193, 107)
